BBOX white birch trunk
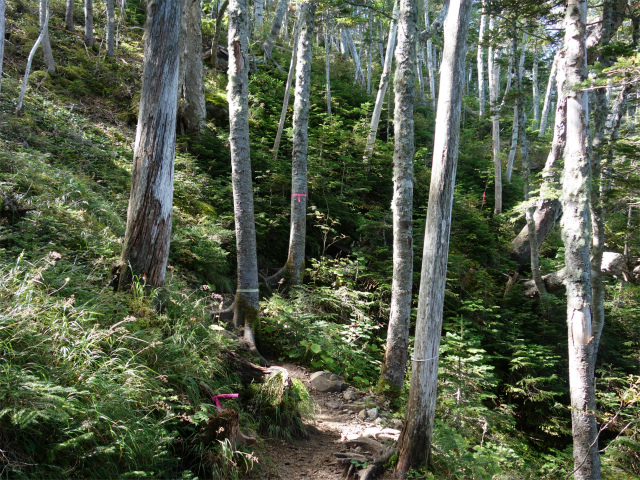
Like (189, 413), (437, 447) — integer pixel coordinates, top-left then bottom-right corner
(477, 1), (486, 116)
(363, 0), (399, 165)
(488, 16), (501, 214)
(40, 0), (55, 72)
(16, 2), (49, 113)
(378, 0), (416, 396)
(539, 54), (557, 136)
(284, 0), (315, 286)
(106, 0), (115, 57)
(254, 0), (264, 34)
(506, 105), (518, 182)
(118, 0), (182, 289)
(84, 0), (94, 46)
(228, 0), (261, 344)
(416, 40), (426, 105)
(395, 0), (472, 472)
(561, 1), (601, 478)
(345, 28), (366, 88)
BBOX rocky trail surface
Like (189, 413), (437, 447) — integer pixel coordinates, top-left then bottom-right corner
(253, 362), (401, 480)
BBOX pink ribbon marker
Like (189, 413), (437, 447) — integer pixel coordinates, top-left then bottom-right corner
(212, 393), (239, 410)
(482, 191), (486, 205)
(291, 193), (307, 203)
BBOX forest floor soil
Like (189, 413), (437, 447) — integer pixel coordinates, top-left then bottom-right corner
(252, 362), (398, 480)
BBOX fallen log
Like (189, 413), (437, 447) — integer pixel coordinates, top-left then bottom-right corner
(510, 198), (562, 269)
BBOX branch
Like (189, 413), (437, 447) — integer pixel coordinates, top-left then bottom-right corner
(418, 0), (449, 43)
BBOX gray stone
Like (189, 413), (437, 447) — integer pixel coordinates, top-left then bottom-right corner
(373, 417), (384, 426)
(390, 418), (403, 429)
(367, 408), (379, 420)
(310, 371), (345, 392)
(358, 409), (367, 420)
(343, 388), (357, 401)
(326, 401), (342, 409)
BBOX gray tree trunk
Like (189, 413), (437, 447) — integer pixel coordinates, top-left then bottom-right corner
(0, 0), (5, 94)
(416, 40), (426, 105)
(65, 0), (74, 31)
(253, 0), (264, 35)
(395, 0), (472, 473)
(262, 0), (286, 58)
(271, 16), (299, 159)
(16, 1), (49, 114)
(344, 28), (365, 88)
(532, 42), (539, 123)
(476, 0), (486, 116)
(325, 29), (332, 118)
(488, 16), (501, 214)
(506, 32), (526, 182)
(378, 0), (416, 397)
(284, 0), (315, 286)
(118, 0), (182, 289)
(179, 0), (207, 134)
(227, 0), (261, 349)
(40, 0), (55, 72)
(106, 0), (115, 57)
(538, 53), (557, 136)
(211, 0), (229, 69)
(363, 0), (399, 165)
(84, 0), (94, 46)
(561, 1), (601, 478)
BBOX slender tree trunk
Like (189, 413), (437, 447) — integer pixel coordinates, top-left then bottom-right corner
(561, 1), (601, 478)
(254, 0), (264, 35)
(344, 28), (366, 88)
(65, 0), (74, 31)
(0, 0), (5, 94)
(426, 39), (435, 110)
(395, 0), (472, 473)
(532, 42), (539, 123)
(539, 53), (557, 136)
(378, 0), (416, 397)
(211, 0), (229, 69)
(488, 16), (501, 214)
(416, 40), (426, 105)
(16, 1), (49, 114)
(477, 0), (486, 117)
(178, 0), (207, 134)
(272, 17), (299, 159)
(367, 12), (373, 95)
(325, 29), (332, 118)
(363, 0), (399, 165)
(506, 32), (526, 182)
(227, 0), (261, 352)
(40, 0), (55, 72)
(118, 0), (182, 290)
(283, 0), (315, 286)
(84, 0), (94, 46)
(106, 0), (115, 57)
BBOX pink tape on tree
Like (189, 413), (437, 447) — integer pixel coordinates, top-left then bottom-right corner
(291, 194), (307, 203)
(212, 393), (239, 410)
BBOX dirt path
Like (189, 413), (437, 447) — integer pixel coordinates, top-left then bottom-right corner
(254, 363), (401, 480)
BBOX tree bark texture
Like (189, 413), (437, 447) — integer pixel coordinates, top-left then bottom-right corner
(253, 0), (264, 35)
(262, 0), (286, 57)
(0, 0), (5, 94)
(179, 0), (207, 134)
(325, 29), (332, 118)
(118, 0), (182, 289)
(227, 0), (260, 333)
(378, 0), (416, 395)
(477, 0), (486, 117)
(285, 0), (315, 286)
(65, 0), (74, 31)
(40, 0), (55, 72)
(211, 0), (229, 69)
(84, 0), (94, 46)
(106, 0), (115, 57)
(363, 0), (399, 165)
(395, 0), (472, 473)
(561, 1), (601, 478)
(488, 16), (501, 214)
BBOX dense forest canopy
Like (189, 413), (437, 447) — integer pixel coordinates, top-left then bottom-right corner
(0, 0), (639, 478)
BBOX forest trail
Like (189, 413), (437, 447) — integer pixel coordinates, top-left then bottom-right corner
(256, 363), (400, 480)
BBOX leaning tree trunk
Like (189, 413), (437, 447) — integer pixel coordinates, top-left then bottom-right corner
(179, 0), (207, 134)
(0, 0), (5, 94)
(378, 0), (416, 397)
(65, 0), (74, 31)
(211, 0), (229, 69)
(40, 0), (55, 72)
(395, 0), (472, 473)
(488, 16), (501, 214)
(106, 0), (115, 57)
(538, 53), (557, 136)
(282, 0), (315, 286)
(16, 1), (49, 114)
(227, 0), (261, 354)
(118, 0), (182, 290)
(561, 1), (601, 478)
(263, 0), (286, 58)
(344, 28), (366, 88)
(476, 0), (486, 116)
(84, 0), (94, 46)
(363, 0), (399, 167)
